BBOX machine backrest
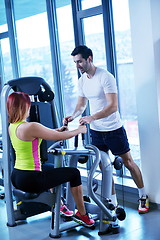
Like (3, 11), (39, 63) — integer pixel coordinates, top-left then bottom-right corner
(7, 76), (59, 163)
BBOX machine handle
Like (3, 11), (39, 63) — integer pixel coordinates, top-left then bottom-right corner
(48, 141), (63, 152)
(81, 133), (85, 141)
(63, 119), (85, 148)
(64, 119), (79, 148)
(75, 125), (85, 148)
(63, 122), (68, 127)
(74, 135), (78, 148)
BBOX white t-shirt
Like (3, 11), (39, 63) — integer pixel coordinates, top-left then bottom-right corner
(78, 67), (122, 131)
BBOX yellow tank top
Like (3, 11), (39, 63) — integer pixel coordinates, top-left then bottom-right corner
(9, 121), (42, 171)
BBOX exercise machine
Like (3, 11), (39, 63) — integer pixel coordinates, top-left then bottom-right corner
(1, 76), (125, 238)
(1, 77), (59, 227)
(48, 134), (126, 236)
(0, 133), (4, 199)
(1, 76), (95, 238)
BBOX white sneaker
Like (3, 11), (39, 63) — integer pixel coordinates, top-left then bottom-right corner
(138, 195), (149, 214)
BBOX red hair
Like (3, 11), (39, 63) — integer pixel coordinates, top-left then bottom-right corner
(7, 92), (31, 123)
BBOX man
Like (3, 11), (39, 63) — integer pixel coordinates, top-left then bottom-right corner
(64, 45), (149, 213)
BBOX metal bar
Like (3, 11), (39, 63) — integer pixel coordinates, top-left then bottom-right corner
(86, 144), (115, 221)
(4, 0), (20, 78)
(0, 31), (9, 39)
(77, 5), (102, 19)
(1, 84), (16, 226)
(50, 154), (62, 237)
(48, 148), (95, 155)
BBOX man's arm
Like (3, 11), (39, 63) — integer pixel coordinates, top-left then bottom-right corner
(79, 93), (118, 125)
(64, 96), (88, 124)
(72, 96), (88, 119)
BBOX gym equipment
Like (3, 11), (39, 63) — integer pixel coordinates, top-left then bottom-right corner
(0, 134), (4, 199)
(48, 134), (126, 236)
(1, 76), (125, 238)
(0, 77), (94, 238)
(113, 156), (123, 170)
(1, 77), (60, 227)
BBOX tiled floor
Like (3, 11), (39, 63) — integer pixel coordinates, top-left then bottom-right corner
(1, 196), (160, 240)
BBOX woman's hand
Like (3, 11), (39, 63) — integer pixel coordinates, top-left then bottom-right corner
(57, 126), (68, 132)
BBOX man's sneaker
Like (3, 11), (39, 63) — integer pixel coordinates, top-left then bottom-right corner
(60, 205), (74, 217)
(72, 211), (95, 227)
(138, 195), (149, 214)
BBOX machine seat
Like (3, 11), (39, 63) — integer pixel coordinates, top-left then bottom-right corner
(13, 188), (41, 200)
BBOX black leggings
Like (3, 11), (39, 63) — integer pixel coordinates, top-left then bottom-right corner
(11, 163), (82, 193)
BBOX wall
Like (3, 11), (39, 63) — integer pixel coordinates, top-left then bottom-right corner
(129, 0), (160, 203)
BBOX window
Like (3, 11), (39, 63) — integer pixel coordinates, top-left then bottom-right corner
(112, 0), (141, 176)
(56, 1), (76, 116)
(80, 0), (101, 10)
(0, 38), (13, 82)
(0, 0), (10, 135)
(83, 14), (106, 67)
(0, 0), (10, 84)
(0, 0), (8, 32)
(56, 0), (81, 147)
(13, 1), (54, 88)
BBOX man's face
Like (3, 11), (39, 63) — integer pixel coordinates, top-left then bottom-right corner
(73, 54), (91, 74)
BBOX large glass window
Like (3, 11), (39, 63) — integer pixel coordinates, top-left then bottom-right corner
(112, 0), (141, 176)
(56, 1), (77, 116)
(0, 0), (8, 32)
(56, 3), (106, 149)
(0, 38), (12, 136)
(13, 1), (54, 88)
(0, 38), (13, 82)
(56, 1), (80, 147)
(0, 0), (8, 135)
(83, 14), (106, 67)
(80, 0), (101, 10)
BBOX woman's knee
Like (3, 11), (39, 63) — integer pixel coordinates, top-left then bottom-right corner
(69, 168), (81, 187)
(70, 167), (80, 176)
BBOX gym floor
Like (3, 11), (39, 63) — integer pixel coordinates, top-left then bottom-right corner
(1, 197), (160, 240)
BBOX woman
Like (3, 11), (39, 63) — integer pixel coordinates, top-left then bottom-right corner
(7, 91), (94, 228)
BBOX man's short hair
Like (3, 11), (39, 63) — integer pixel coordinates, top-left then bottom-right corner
(71, 45), (93, 60)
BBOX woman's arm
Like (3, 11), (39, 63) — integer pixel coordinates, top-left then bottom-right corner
(23, 122), (87, 141)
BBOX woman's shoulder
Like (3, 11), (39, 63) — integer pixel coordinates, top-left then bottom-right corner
(18, 121), (43, 140)
(26, 121), (42, 129)
(19, 121), (41, 131)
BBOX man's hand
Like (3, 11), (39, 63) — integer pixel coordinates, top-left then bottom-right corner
(63, 116), (74, 126)
(79, 116), (94, 125)
(78, 125), (87, 134)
